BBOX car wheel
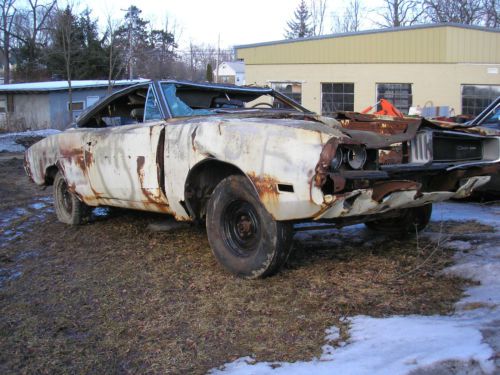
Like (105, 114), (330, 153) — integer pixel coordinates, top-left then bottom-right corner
(365, 204), (432, 234)
(206, 175), (293, 278)
(53, 171), (89, 225)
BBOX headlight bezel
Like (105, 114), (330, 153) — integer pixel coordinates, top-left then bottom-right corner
(346, 145), (368, 170)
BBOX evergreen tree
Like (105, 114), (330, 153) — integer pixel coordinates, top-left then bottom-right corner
(115, 5), (151, 79)
(45, 7), (108, 80)
(206, 63), (213, 82)
(76, 9), (108, 79)
(284, 0), (313, 39)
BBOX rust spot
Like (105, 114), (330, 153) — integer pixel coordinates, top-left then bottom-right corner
(314, 136), (359, 187)
(378, 149), (403, 165)
(340, 119), (411, 135)
(24, 152), (33, 182)
(191, 126), (198, 152)
(371, 180), (421, 202)
(247, 172), (280, 203)
(84, 150), (94, 168)
(136, 155), (168, 207)
(315, 138), (340, 187)
(330, 174), (346, 193)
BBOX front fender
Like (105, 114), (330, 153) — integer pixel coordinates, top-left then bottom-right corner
(164, 117), (342, 221)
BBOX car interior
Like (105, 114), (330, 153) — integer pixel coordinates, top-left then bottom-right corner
(78, 83), (300, 128)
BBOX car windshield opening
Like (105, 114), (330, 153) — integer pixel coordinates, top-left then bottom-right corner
(161, 83), (301, 118)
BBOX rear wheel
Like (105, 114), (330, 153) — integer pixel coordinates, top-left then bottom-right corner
(206, 175), (293, 278)
(365, 204), (432, 234)
(53, 171), (89, 225)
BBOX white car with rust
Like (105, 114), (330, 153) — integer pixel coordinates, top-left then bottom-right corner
(25, 80), (500, 278)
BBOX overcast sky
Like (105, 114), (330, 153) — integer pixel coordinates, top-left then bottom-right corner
(83, 0), (384, 50)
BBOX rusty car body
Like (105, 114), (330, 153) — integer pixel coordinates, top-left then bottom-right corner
(25, 80), (500, 278)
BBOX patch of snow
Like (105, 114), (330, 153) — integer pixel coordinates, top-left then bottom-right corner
(324, 326), (340, 342)
(212, 202), (500, 375)
(0, 129), (60, 152)
(443, 240), (473, 251)
(432, 201), (500, 225)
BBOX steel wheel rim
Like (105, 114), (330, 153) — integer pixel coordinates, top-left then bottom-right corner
(221, 199), (260, 257)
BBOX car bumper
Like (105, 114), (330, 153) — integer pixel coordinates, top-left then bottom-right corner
(313, 176), (491, 220)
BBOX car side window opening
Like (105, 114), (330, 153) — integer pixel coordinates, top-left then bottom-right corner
(162, 84), (213, 117)
(78, 88), (148, 128)
(144, 87), (162, 121)
(161, 83), (301, 118)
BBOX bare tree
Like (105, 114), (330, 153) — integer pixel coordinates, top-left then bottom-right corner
(332, 0), (364, 33)
(103, 14), (124, 93)
(424, 0), (489, 25)
(483, 0), (499, 27)
(11, 0), (56, 80)
(13, 0), (56, 44)
(0, 0), (16, 83)
(52, 5), (79, 122)
(310, 0), (327, 35)
(377, 0), (425, 27)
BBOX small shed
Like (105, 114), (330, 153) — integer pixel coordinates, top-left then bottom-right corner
(0, 80), (146, 131)
(214, 62), (245, 86)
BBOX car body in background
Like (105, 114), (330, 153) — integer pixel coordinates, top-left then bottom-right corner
(24, 80), (500, 278)
(465, 96), (500, 196)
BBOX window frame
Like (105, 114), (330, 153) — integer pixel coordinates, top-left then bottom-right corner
(461, 84), (500, 117)
(321, 82), (355, 115)
(269, 81), (302, 105)
(144, 85), (163, 122)
(67, 100), (85, 112)
(376, 83), (413, 115)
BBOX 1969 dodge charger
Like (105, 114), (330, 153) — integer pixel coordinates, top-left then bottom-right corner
(25, 80), (500, 278)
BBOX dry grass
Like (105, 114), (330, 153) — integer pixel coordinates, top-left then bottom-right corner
(0, 158), (491, 374)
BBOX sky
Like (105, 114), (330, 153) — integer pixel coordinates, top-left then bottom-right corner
(83, 0), (385, 50)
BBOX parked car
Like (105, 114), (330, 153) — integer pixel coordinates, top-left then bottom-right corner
(465, 96), (500, 196)
(24, 80), (500, 278)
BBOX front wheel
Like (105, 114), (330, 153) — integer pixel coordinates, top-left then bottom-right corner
(53, 171), (89, 225)
(365, 204), (432, 234)
(206, 175), (293, 278)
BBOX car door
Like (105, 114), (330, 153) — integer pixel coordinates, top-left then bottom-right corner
(84, 84), (169, 210)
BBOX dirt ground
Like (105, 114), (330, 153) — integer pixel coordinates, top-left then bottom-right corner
(0, 155), (491, 374)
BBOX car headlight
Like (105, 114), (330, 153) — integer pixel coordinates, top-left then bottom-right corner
(330, 147), (344, 170)
(347, 145), (367, 170)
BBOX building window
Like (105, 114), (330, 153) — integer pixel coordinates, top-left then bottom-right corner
(68, 101), (84, 111)
(218, 75), (234, 84)
(462, 85), (500, 116)
(321, 83), (354, 115)
(376, 83), (412, 114)
(271, 82), (302, 104)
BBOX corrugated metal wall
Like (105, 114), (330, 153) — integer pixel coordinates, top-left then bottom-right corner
(237, 26), (500, 65)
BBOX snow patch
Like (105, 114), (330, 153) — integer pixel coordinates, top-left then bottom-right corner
(443, 240), (473, 251)
(0, 129), (60, 152)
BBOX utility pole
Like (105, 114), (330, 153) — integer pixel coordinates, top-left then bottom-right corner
(121, 7), (133, 80)
(215, 33), (220, 84)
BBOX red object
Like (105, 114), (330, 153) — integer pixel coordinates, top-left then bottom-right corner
(361, 99), (404, 118)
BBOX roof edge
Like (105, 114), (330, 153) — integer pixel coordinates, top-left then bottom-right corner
(235, 23), (500, 50)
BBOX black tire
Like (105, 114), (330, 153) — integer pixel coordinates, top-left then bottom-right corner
(365, 204), (432, 234)
(53, 171), (89, 225)
(206, 175), (293, 279)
